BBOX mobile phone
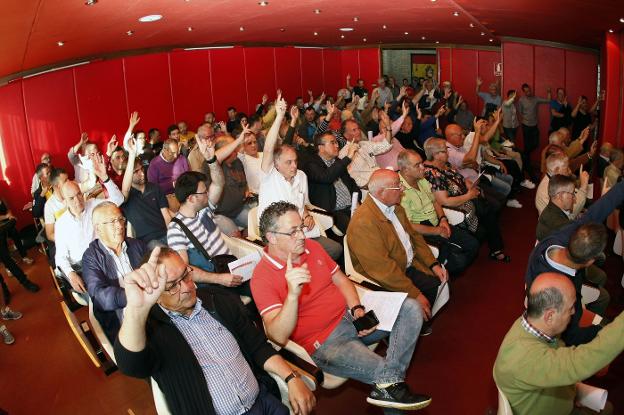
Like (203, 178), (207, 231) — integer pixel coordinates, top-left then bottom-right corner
(353, 310), (379, 332)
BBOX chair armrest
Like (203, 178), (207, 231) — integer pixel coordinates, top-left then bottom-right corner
(277, 348), (321, 389)
(442, 207), (465, 226)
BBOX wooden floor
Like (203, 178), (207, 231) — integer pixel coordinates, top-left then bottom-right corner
(1, 185), (623, 415)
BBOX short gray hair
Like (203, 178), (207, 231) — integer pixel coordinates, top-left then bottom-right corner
(547, 174), (575, 198)
(548, 131), (563, 145)
(545, 153), (568, 175)
(92, 201), (120, 224)
(424, 137), (446, 161)
(397, 149), (420, 171)
(527, 286), (564, 318)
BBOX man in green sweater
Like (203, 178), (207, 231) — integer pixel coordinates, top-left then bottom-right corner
(493, 272), (619, 415)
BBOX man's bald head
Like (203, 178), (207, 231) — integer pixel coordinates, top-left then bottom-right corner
(61, 180), (85, 216)
(527, 272), (576, 326)
(444, 124), (464, 147)
(368, 169), (398, 195)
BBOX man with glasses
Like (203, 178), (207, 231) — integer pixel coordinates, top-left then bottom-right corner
(536, 175), (577, 241)
(148, 138), (190, 212)
(55, 156), (124, 299)
(252, 201), (431, 413)
(526, 181), (624, 346)
(82, 202), (147, 341)
(535, 153), (589, 218)
(347, 169), (447, 324)
(121, 138), (171, 248)
(115, 246), (316, 415)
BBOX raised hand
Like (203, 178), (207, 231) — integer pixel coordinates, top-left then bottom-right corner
(106, 134), (118, 155)
(435, 105), (447, 118)
(579, 126), (590, 143)
(290, 105), (299, 120)
(444, 88), (452, 99)
(402, 99), (410, 117)
(124, 247), (168, 311)
(476, 76), (483, 87)
(493, 107), (502, 123)
(92, 153), (109, 181)
(325, 100), (335, 120)
(78, 132), (89, 147)
(276, 94), (287, 116)
(276, 88), (282, 98)
(474, 118), (487, 133)
(346, 73), (351, 81)
(346, 142), (359, 159)
(197, 134), (216, 161)
(127, 135), (137, 154)
(262, 93), (269, 105)
(218, 120), (227, 131)
(399, 86), (407, 98)
(415, 102), (422, 119)
(285, 253), (311, 297)
(379, 109), (390, 126)
(307, 89), (313, 98)
(129, 111), (140, 128)
(238, 122), (252, 140)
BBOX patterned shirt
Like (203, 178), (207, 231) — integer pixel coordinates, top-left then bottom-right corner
(521, 312), (557, 345)
(399, 174), (438, 225)
(101, 241), (133, 288)
(161, 299), (260, 415)
(321, 157), (352, 210)
(167, 205), (229, 257)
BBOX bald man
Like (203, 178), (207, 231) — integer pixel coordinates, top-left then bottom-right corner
(82, 202), (147, 341)
(597, 142), (613, 178)
(494, 272), (623, 415)
(347, 169), (447, 322)
(54, 159), (124, 296)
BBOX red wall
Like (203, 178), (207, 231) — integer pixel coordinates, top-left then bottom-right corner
(501, 42), (598, 155)
(0, 46), (380, 226)
(601, 32), (624, 146)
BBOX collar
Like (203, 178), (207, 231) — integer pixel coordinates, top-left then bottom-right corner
(263, 246), (311, 270)
(399, 173), (426, 192)
(159, 297), (203, 320)
(521, 313), (557, 345)
(100, 240), (128, 257)
(370, 194), (394, 217)
(544, 245), (576, 276)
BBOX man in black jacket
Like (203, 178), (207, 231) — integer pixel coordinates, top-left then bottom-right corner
(303, 132), (360, 233)
(114, 247), (315, 415)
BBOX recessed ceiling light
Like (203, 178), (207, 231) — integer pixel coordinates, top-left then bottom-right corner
(339, 27), (354, 32)
(313, 9), (321, 14)
(126, 30), (134, 36)
(469, 23), (475, 28)
(480, 31), (485, 36)
(489, 38), (494, 42)
(313, 31), (318, 36)
(608, 29), (614, 33)
(620, 17), (624, 23)
(453, 11), (460, 17)
(340, 34), (345, 39)
(280, 28), (286, 32)
(435, 41), (440, 44)
(187, 27), (193, 32)
(258, 1), (268, 5)
(353, 17), (359, 22)
(421, 36), (426, 40)
(57, 41), (65, 46)
(382, 25), (387, 29)
(138, 15), (162, 23)
(404, 31), (409, 35)
(363, 38), (367, 42)
(240, 26), (245, 31)
(430, 0), (437, 2)
(85, 0), (97, 5)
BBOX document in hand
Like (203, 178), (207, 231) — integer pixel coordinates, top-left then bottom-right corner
(358, 290), (408, 331)
(303, 226), (321, 239)
(431, 282), (450, 317)
(227, 251), (262, 282)
(576, 383), (607, 412)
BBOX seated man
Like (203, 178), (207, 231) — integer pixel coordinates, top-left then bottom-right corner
(31, 153), (52, 196)
(55, 157), (124, 298)
(397, 150), (479, 275)
(536, 175), (577, 241)
(603, 148), (623, 189)
(347, 169), (447, 322)
(43, 168), (69, 243)
(147, 138), (190, 211)
(121, 142), (171, 247)
(82, 202), (147, 341)
(303, 131), (359, 233)
(494, 272), (619, 415)
(597, 142), (613, 178)
(105, 143), (127, 190)
(115, 246), (315, 415)
(32, 163), (52, 221)
(167, 159), (244, 292)
(188, 123), (215, 175)
(525, 181), (624, 346)
(539, 128), (589, 173)
(252, 202), (431, 412)
(535, 153), (589, 217)
(68, 133), (103, 196)
(259, 95), (341, 260)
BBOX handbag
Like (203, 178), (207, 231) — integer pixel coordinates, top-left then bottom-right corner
(170, 217), (236, 274)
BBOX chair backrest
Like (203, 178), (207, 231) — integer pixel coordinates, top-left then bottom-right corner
(496, 386), (513, 415)
(442, 208), (465, 226)
(151, 378), (172, 415)
(248, 206), (261, 242)
(87, 298), (116, 364)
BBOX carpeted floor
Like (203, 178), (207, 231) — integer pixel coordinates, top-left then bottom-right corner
(1, 184), (622, 415)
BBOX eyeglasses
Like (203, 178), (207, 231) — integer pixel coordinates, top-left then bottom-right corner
(165, 266), (193, 294)
(557, 191), (576, 198)
(192, 190), (208, 196)
(384, 183), (405, 191)
(269, 224), (306, 238)
(323, 140), (338, 146)
(99, 217), (126, 226)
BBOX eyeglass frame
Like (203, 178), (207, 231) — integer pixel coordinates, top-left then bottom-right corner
(98, 216), (127, 226)
(165, 266), (194, 295)
(269, 224), (307, 238)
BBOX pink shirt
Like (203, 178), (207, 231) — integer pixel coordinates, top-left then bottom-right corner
(373, 115), (405, 171)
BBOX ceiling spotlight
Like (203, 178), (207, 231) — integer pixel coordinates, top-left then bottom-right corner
(453, 11), (460, 16)
(57, 41), (65, 46)
(435, 41), (440, 44)
(313, 9), (321, 14)
(489, 38), (494, 42)
(85, 0), (97, 5)
(339, 27), (354, 32)
(430, 0), (437, 2)
(313, 31), (318, 36)
(363, 38), (367, 42)
(138, 15), (162, 23)
(421, 36), (426, 40)
(608, 29), (614, 33)
(480, 31), (485, 36)
(340, 34), (345, 39)
(240, 26), (245, 31)
(258, 1), (268, 5)
(187, 27), (193, 32)
(382, 24), (387, 29)
(620, 17), (624, 23)
(126, 30), (134, 36)
(404, 31), (409, 35)
(353, 17), (359, 22)
(280, 28), (286, 32)
(469, 23), (475, 28)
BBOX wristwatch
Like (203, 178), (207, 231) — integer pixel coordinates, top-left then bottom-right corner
(285, 370), (300, 384)
(206, 155), (217, 164)
(350, 304), (365, 316)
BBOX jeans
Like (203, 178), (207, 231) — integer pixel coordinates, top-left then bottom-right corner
(521, 124), (540, 181)
(244, 384), (288, 415)
(311, 298), (422, 386)
(214, 202), (256, 236)
(490, 173), (512, 198)
(0, 222), (30, 288)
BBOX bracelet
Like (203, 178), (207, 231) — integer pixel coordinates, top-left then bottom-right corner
(206, 155), (217, 164)
(429, 261), (440, 270)
(439, 216), (448, 222)
(303, 214), (312, 220)
(285, 371), (300, 384)
(350, 304), (366, 316)
(102, 176), (110, 184)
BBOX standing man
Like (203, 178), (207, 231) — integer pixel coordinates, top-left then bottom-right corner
(550, 88), (572, 133)
(518, 83), (551, 182)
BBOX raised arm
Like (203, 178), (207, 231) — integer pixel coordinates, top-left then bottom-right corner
(261, 93), (287, 173)
(121, 137), (138, 200)
(475, 77), (483, 96)
(215, 123), (250, 163)
(123, 111), (141, 150)
(480, 108), (502, 143)
(463, 118), (486, 164)
(196, 135), (224, 206)
(69, 133), (89, 164)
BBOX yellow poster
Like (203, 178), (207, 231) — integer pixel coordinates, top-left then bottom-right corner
(412, 63), (437, 80)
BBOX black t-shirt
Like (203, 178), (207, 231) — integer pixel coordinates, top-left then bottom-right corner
(572, 111), (592, 144)
(122, 183), (168, 243)
(216, 159), (247, 218)
(0, 200), (7, 216)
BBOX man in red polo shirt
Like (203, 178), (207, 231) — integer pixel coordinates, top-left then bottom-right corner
(251, 201), (431, 413)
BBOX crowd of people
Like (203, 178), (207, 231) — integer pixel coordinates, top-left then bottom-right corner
(1, 72), (622, 415)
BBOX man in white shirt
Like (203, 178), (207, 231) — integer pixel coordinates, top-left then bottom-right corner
(54, 155), (124, 296)
(67, 133), (102, 195)
(31, 153), (51, 196)
(259, 94), (342, 260)
(44, 168), (69, 243)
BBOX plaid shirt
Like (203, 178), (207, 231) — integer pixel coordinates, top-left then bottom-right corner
(521, 313), (557, 345)
(161, 299), (259, 415)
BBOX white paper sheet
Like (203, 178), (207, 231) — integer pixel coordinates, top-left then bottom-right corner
(303, 226), (321, 239)
(359, 290), (408, 331)
(576, 383), (607, 412)
(227, 251), (262, 281)
(431, 282), (450, 317)
(586, 183), (594, 200)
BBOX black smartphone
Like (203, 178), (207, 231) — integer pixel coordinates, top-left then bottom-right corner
(353, 310), (379, 332)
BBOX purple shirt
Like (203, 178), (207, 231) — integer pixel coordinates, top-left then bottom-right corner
(147, 154), (189, 195)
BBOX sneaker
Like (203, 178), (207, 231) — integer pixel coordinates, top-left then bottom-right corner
(21, 280), (40, 293)
(520, 179), (536, 189)
(367, 382), (432, 410)
(506, 199), (523, 209)
(1, 308), (22, 321)
(21, 257), (34, 265)
(0, 325), (14, 345)
(420, 323), (433, 337)
(501, 140), (514, 148)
